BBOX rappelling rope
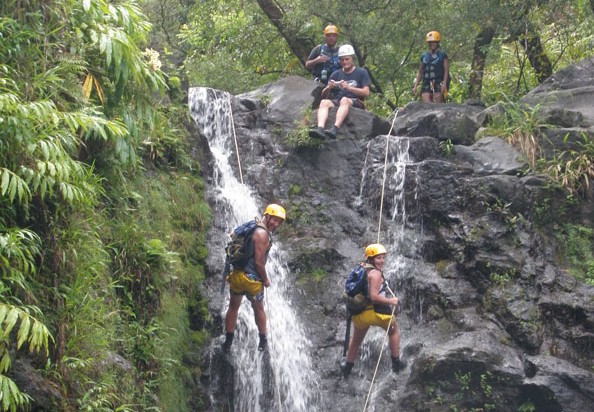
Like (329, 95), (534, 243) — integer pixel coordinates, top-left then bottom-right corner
(227, 95), (244, 184)
(362, 285), (398, 412)
(364, 109), (401, 411)
(376, 109), (399, 243)
(225, 95), (281, 408)
(264, 289), (284, 411)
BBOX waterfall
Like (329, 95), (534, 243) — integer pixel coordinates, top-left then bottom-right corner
(189, 87), (319, 411)
(354, 135), (420, 409)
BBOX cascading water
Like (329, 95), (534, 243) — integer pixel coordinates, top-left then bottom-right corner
(354, 135), (420, 410)
(189, 87), (319, 411)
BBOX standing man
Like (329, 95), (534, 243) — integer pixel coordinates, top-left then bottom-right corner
(341, 244), (404, 377)
(413, 31), (449, 103)
(305, 24), (341, 84)
(222, 204), (286, 353)
(308, 44), (371, 140)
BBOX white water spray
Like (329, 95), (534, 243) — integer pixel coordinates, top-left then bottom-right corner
(189, 87), (319, 411)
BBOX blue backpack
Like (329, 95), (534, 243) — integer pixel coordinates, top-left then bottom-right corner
(344, 264), (368, 297)
(343, 263), (370, 314)
(225, 220), (260, 269)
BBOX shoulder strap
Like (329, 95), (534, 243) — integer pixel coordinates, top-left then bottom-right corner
(362, 262), (375, 272)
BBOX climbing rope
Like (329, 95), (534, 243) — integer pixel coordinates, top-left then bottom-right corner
(363, 109), (401, 411)
(264, 290), (284, 411)
(363, 295), (398, 412)
(376, 109), (400, 243)
(227, 95), (244, 185)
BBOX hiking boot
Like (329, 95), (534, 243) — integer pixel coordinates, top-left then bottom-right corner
(222, 332), (234, 353)
(258, 334), (268, 352)
(308, 127), (327, 140)
(324, 126), (338, 139)
(340, 361), (354, 377)
(391, 357), (406, 373)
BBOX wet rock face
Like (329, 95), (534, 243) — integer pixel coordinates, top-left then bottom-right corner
(197, 61), (594, 411)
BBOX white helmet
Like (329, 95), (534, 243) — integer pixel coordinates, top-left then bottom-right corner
(338, 44), (355, 57)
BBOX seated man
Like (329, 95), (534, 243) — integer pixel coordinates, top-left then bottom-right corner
(309, 44), (371, 139)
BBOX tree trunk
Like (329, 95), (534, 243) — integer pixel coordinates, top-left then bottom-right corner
(519, 31), (553, 83)
(255, 0), (314, 65)
(468, 27), (495, 100)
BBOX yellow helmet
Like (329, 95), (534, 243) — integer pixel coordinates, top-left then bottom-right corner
(323, 25), (339, 35)
(364, 243), (387, 258)
(264, 204), (286, 220)
(425, 31), (441, 42)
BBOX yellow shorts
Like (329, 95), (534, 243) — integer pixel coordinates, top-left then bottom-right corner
(226, 270), (263, 301)
(352, 308), (394, 330)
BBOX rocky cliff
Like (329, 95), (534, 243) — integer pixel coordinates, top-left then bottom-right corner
(195, 58), (594, 411)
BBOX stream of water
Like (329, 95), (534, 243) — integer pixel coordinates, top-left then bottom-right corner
(189, 87), (319, 411)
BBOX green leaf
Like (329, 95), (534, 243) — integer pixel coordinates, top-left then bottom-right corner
(15, 315), (30, 350)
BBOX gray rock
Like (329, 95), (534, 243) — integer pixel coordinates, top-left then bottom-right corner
(193, 58), (594, 411)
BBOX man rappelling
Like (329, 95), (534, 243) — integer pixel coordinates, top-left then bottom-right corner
(221, 204), (286, 353)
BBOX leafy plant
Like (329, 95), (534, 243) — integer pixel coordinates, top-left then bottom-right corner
(486, 99), (550, 168)
(556, 224), (594, 285)
(518, 401), (536, 412)
(439, 138), (454, 156)
(541, 133), (594, 195)
(286, 108), (321, 148)
(0, 304), (52, 412)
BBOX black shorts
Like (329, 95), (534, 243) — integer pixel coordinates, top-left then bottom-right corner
(421, 79), (445, 94)
(331, 97), (365, 109)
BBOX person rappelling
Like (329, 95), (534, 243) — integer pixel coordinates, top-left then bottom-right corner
(221, 204), (286, 353)
(341, 243), (405, 377)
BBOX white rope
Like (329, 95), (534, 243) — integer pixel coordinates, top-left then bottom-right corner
(363, 300), (398, 412)
(376, 109), (400, 243)
(364, 109), (400, 411)
(228, 95), (244, 185)
(264, 290), (284, 411)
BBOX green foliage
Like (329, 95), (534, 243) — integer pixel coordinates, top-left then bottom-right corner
(541, 133), (594, 195)
(0, 225), (51, 412)
(179, 0), (304, 94)
(485, 99), (550, 168)
(439, 139), (454, 156)
(285, 108), (325, 148)
(556, 224), (594, 285)
(0, 375), (32, 412)
(0, 0), (203, 410)
(518, 401), (536, 412)
(176, 0), (594, 111)
(0, 305), (51, 412)
(489, 269), (518, 286)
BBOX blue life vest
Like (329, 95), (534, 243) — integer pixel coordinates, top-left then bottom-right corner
(421, 50), (446, 81)
(314, 44), (340, 81)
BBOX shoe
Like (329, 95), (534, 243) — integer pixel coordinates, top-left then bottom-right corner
(222, 332), (234, 353)
(324, 126), (338, 139)
(258, 335), (268, 352)
(391, 357), (406, 373)
(308, 127), (327, 139)
(340, 360), (354, 377)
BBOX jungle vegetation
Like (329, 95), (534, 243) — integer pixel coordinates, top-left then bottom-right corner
(0, 0), (593, 410)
